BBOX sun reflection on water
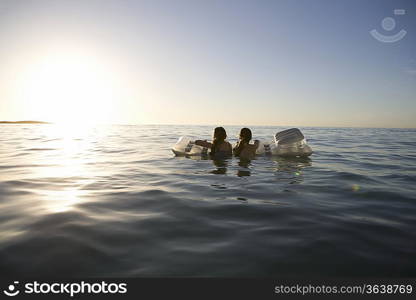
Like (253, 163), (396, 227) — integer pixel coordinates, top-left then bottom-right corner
(31, 123), (98, 213)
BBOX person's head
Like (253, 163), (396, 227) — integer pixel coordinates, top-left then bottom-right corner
(239, 128), (252, 142)
(211, 127), (227, 156)
(213, 127), (227, 142)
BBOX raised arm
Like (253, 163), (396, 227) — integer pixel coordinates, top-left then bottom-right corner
(195, 140), (212, 148)
(233, 141), (242, 156)
(254, 140), (260, 150)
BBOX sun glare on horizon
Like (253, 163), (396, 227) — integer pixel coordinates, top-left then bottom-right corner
(17, 50), (125, 126)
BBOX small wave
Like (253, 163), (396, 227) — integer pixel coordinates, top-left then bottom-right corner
(27, 148), (57, 151)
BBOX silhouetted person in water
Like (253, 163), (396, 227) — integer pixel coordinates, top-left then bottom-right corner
(195, 127), (232, 159)
(233, 128), (259, 160)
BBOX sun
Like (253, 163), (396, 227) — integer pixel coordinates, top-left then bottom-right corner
(19, 51), (122, 125)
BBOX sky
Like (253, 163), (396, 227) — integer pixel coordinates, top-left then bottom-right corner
(0, 0), (415, 127)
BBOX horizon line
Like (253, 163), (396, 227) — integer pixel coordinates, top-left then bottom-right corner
(1, 120), (415, 129)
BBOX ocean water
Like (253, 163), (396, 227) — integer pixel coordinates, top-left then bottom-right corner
(0, 124), (415, 277)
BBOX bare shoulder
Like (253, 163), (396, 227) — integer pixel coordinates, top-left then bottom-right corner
(220, 141), (232, 151)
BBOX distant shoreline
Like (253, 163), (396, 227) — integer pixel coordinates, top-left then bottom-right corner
(0, 121), (50, 124)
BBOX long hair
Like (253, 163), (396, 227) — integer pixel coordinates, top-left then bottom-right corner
(234, 128), (252, 156)
(211, 127), (227, 156)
